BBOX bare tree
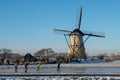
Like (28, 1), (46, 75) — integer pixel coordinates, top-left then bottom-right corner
(0, 48), (11, 54)
(0, 48), (12, 64)
(34, 48), (54, 63)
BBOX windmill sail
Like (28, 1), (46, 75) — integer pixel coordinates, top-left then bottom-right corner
(83, 30), (105, 38)
(78, 7), (82, 29)
(54, 29), (72, 33)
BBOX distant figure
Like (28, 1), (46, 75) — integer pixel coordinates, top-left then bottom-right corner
(15, 63), (18, 72)
(57, 61), (61, 71)
(37, 63), (41, 70)
(25, 62), (28, 73)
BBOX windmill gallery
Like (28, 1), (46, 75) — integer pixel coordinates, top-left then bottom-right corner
(54, 7), (105, 62)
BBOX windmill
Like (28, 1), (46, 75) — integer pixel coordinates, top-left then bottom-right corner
(54, 7), (105, 61)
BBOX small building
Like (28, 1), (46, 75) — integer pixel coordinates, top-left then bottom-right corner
(24, 53), (35, 62)
(0, 53), (22, 64)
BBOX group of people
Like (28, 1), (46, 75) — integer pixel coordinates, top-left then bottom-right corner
(15, 62), (28, 73)
(14, 61), (61, 73)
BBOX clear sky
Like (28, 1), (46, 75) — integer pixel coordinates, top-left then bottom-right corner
(0, 0), (120, 56)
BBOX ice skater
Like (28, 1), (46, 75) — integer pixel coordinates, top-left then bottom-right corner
(25, 62), (28, 73)
(15, 62), (18, 72)
(57, 61), (61, 71)
(37, 63), (41, 70)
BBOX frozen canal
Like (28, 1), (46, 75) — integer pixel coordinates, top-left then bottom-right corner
(1, 61), (120, 80)
(1, 66), (120, 74)
(1, 62), (120, 74)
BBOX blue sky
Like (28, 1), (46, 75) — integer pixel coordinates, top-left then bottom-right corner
(0, 0), (120, 56)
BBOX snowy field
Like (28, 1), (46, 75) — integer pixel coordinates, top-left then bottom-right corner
(0, 76), (120, 80)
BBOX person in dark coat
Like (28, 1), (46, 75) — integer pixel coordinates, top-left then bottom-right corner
(57, 61), (61, 71)
(25, 62), (28, 73)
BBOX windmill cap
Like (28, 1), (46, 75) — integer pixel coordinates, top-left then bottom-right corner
(71, 29), (84, 35)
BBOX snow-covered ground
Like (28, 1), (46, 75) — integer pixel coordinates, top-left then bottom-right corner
(0, 76), (120, 80)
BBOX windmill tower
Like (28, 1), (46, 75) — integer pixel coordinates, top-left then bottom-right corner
(68, 29), (86, 59)
(54, 7), (105, 60)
